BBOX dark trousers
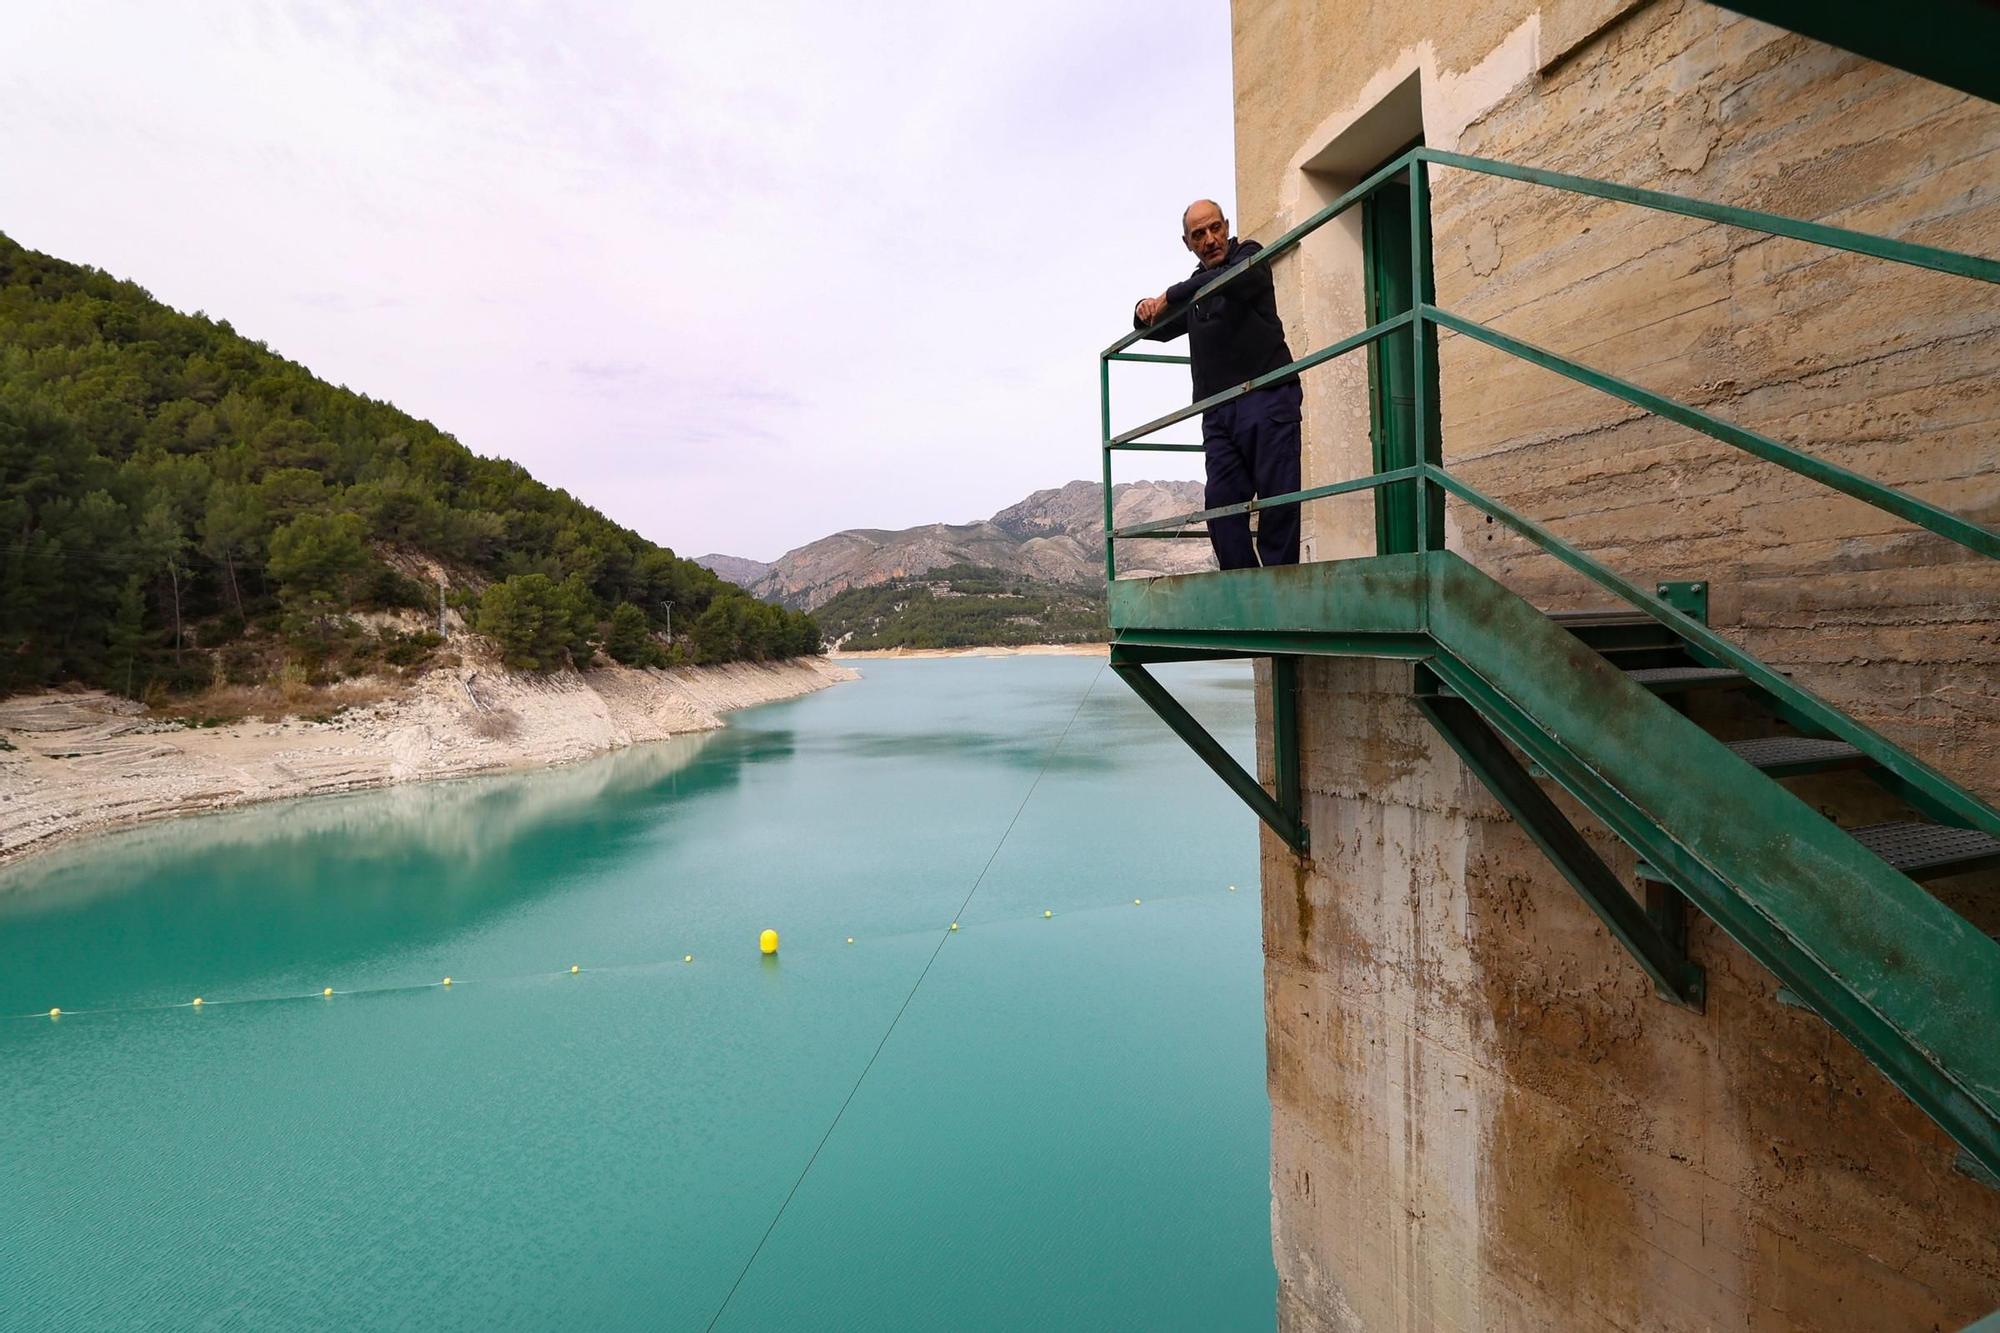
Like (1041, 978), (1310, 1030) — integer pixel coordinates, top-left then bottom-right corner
(1202, 380), (1302, 570)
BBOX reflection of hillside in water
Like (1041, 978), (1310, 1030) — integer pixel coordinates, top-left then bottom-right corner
(788, 662), (1247, 776)
(0, 734), (776, 983)
(806, 726), (1120, 774)
(2, 733), (718, 901)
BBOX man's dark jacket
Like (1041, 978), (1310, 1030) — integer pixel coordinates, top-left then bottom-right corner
(1135, 237), (1295, 402)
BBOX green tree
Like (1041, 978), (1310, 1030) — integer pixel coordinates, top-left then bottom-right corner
(200, 479), (264, 618)
(256, 467), (327, 526)
(476, 573), (571, 672)
(106, 575), (150, 699)
(693, 595), (748, 665)
(556, 571), (600, 667)
(605, 601), (660, 667)
(267, 511), (371, 609)
(135, 501), (190, 658)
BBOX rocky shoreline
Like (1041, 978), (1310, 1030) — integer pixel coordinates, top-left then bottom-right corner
(0, 656), (855, 875)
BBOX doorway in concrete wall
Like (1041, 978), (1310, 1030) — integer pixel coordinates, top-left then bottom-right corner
(1361, 141), (1443, 555)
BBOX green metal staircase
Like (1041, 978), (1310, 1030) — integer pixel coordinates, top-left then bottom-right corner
(1098, 147), (2000, 1182)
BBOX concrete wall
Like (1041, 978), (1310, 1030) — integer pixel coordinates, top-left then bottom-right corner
(1232, 1), (2000, 1327)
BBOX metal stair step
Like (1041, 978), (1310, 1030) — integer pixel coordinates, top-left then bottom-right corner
(1639, 821), (2000, 884)
(1848, 821), (2000, 879)
(1547, 609), (1656, 627)
(1724, 736), (1868, 776)
(1432, 663), (1743, 702)
(1534, 728), (1819, 784)
(1549, 609), (1684, 654)
(1622, 666), (1746, 692)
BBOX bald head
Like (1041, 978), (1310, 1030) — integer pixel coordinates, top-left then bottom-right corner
(1181, 199), (1231, 268)
(1181, 199), (1223, 232)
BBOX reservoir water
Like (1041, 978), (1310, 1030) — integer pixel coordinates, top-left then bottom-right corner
(0, 657), (1273, 1330)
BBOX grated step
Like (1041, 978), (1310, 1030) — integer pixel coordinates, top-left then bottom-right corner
(1623, 666), (1746, 692)
(1548, 609), (1656, 627)
(1430, 662), (1742, 702)
(1637, 818), (2000, 885)
(1550, 609), (1684, 655)
(1848, 821), (2000, 879)
(1725, 736), (1868, 776)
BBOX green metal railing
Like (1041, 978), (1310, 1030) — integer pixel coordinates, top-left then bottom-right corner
(1097, 147), (2000, 1178)
(1100, 145), (2000, 572)
(1099, 144), (2000, 838)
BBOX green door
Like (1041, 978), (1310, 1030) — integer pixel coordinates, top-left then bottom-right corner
(1362, 160), (1443, 554)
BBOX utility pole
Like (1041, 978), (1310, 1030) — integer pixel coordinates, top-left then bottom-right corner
(660, 600), (673, 642)
(437, 572), (448, 637)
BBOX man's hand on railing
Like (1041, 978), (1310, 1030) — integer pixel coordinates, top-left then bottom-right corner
(1134, 293), (1170, 324)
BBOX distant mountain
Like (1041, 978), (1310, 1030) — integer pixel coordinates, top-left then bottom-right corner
(713, 480), (1213, 612)
(693, 553), (774, 587)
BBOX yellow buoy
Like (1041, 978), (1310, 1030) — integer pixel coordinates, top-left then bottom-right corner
(759, 929), (779, 955)
(191, 997), (204, 1007)
(1228, 884), (1237, 892)
(846, 937), (854, 945)
(322, 987), (334, 997)
(684, 954), (693, 964)
(1044, 910), (1053, 918)
(48, 1007), (60, 1018)
(1134, 898), (1143, 906)
(949, 922), (959, 932)
(570, 964), (580, 974)
(441, 976), (452, 986)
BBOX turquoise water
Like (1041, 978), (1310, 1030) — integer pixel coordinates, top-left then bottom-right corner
(0, 657), (1273, 1331)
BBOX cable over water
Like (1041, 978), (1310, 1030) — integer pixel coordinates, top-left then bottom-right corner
(700, 546), (1227, 1326)
(701, 659), (1111, 1330)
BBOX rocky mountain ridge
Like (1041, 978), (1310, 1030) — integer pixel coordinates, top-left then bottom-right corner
(698, 480), (1213, 611)
(690, 553), (773, 588)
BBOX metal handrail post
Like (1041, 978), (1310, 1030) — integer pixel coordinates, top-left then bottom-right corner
(1100, 355), (1116, 584)
(1409, 155), (1443, 553)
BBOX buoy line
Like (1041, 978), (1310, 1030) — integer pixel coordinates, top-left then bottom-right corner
(11, 975), (465, 1022)
(4, 885), (1261, 1024)
(701, 657), (1113, 1332)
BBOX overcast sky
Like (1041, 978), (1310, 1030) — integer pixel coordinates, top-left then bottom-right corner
(3, 2), (1233, 561)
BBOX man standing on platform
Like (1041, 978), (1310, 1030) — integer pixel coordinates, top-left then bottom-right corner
(1133, 199), (1301, 570)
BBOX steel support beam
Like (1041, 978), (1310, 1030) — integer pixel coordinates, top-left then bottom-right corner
(1107, 643), (1254, 666)
(1416, 687), (1705, 1008)
(1272, 656), (1303, 837)
(1112, 661), (1308, 853)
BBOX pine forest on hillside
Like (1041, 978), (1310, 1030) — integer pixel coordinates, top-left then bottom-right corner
(815, 565), (1106, 650)
(0, 233), (819, 703)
